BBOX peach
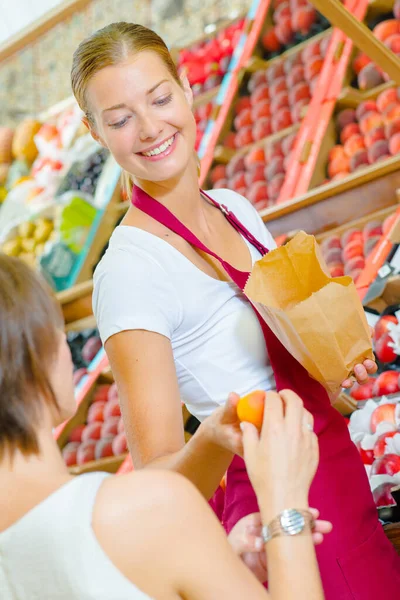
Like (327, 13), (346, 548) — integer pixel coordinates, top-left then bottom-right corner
(359, 111), (384, 135)
(383, 213), (397, 235)
(252, 117), (272, 141)
(347, 268), (362, 282)
(363, 221), (383, 240)
(235, 127), (254, 148)
(226, 155), (246, 179)
(270, 77), (287, 97)
(389, 132), (400, 155)
(341, 229), (363, 247)
(265, 155), (285, 181)
(273, 1), (291, 23)
(223, 132), (237, 149)
(342, 240), (364, 262)
(384, 104), (400, 121)
(376, 87), (399, 113)
(95, 438), (114, 460)
(230, 171), (247, 192)
(210, 164), (227, 184)
(286, 64), (305, 88)
(344, 134), (366, 157)
(262, 29), (281, 53)
(247, 181), (269, 204)
(87, 401), (106, 424)
(291, 98), (309, 123)
(92, 384), (111, 404)
(352, 52), (372, 75)
(304, 56), (324, 82)
(288, 82), (310, 105)
(68, 424), (85, 444)
(355, 100), (378, 121)
(118, 417), (125, 434)
(281, 132), (297, 155)
(251, 84), (270, 105)
(112, 432), (128, 456)
(283, 53), (303, 75)
(358, 63), (384, 90)
(385, 118), (400, 139)
(321, 235), (342, 252)
(213, 178), (228, 189)
(364, 235), (381, 257)
(62, 442), (79, 467)
(340, 123), (361, 145)
(267, 173), (285, 200)
(251, 101), (271, 121)
(367, 139), (390, 163)
(364, 126), (386, 148)
(104, 397), (122, 420)
(245, 164), (265, 186)
(270, 91), (290, 113)
(235, 96), (252, 115)
(384, 33), (400, 54)
(77, 440), (96, 465)
(275, 17), (294, 45)
(301, 39), (321, 63)
(373, 20), (400, 42)
(336, 108), (357, 131)
(248, 72), (267, 94)
(267, 61), (286, 83)
(291, 6), (317, 35)
(344, 256), (365, 274)
(271, 107), (293, 133)
(101, 416), (120, 439)
(350, 149), (369, 171)
(265, 139), (284, 161)
(325, 247), (343, 265)
(330, 264), (345, 277)
(328, 155), (350, 178)
(245, 148), (265, 169)
(82, 422), (103, 443)
(328, 145), (347, 162)
(234, 109), (253, 130)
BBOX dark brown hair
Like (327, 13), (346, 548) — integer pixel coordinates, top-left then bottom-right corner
(0, 254), (64, 459)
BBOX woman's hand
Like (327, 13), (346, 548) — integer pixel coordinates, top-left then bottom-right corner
(241, 389), (319, 522)
(228, 509), (332, 583)
(203, 392), (244, 456)
(342, 327), (377, 389)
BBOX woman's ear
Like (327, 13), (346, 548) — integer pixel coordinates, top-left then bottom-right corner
(180, 71), (193, 109)
(82, 116), (108, 149)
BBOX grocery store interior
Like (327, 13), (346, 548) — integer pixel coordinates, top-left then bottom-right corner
(1, 0), (400, 597)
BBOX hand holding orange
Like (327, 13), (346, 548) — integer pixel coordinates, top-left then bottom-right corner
(237, 390), (265, 430)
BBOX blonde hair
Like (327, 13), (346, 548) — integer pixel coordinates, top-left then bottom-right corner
(71, 22), (182, 195)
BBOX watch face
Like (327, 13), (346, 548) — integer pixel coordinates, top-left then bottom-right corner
(280, 509), (306, 535)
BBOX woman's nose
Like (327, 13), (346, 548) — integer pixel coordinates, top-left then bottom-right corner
(138, 112), (162, 142)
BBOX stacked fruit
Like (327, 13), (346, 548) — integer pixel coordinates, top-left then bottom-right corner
(68, 329), (103, 384)
(327, 87), (400, 182)
(194, 101), (213, 150)
(352, 5), (400, 90)
(221, 35), (329, 152)
(61, 381), (128, 468)
(177, 19), (244, 97)
(210, 131), (298, 210)
(57, 147), (109, 197)
(1, 216), (54, 268)
(261, 0), (330, 59)
(319, 212), (397, 282)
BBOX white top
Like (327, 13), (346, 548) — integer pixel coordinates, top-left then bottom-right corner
(93, 189), (276, 422)
(0, 472), (152, 600)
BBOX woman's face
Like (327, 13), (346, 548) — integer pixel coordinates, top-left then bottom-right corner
(49, 331), (76, 425)
(85, 51), (197, 183)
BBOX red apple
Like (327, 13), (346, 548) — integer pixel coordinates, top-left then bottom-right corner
(375, 333), (397, 364)
(374, 315), (398, 340)
(92, 384), (111, 404)
(374, 431), (398, 458)
(68, 424), (86, 444)
(370, 453), (400, 476)
(77, 440), (96, 465)
(372, 371), (400, 397)
(370, 403), (397, 433)
(360, 447), (375, 465)
(350, 379), (375, 401)
(62, 442), (79, 467)
(101, 416), (120, 438)
(87, 401), (106, 424)
(95, 438), (115, 460)
(104, 397), (122, 420)
(82, 421), (103, 442)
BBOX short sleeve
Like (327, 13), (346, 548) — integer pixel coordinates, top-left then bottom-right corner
(93, 247), (182, 344)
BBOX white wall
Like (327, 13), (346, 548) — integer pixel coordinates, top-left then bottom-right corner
(0, 0), (64, 45)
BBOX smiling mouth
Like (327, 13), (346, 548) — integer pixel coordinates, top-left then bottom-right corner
(139, 134), (176, 157)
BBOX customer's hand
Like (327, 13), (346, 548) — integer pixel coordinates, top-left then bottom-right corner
(341, 327), (377, 389)
(203, 393), (244, 457)
(241, 389), (319, 523)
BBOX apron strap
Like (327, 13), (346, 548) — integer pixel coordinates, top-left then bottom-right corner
(132, 185), (269, 276)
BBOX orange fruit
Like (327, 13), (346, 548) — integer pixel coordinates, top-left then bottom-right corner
(237, 390), (265, 430)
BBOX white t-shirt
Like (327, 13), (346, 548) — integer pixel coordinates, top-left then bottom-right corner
(93, 189), (276, 422)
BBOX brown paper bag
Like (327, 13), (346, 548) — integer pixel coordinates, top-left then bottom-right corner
(244, 231), (374, 397)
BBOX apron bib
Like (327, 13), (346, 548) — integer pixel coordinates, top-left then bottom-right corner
(132, 185), (400, 599)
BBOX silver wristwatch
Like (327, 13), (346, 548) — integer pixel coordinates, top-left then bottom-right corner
(261, 509), (315, 544)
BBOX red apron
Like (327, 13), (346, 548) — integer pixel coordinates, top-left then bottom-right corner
(132, 185), (400, 599)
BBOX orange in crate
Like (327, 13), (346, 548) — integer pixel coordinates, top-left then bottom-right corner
(237, 390), (265, 430)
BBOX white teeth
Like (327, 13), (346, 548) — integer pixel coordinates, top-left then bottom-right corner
(142, 135), (174, 157)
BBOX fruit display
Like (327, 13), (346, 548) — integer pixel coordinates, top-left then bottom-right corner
(0, 127), (14, 164)
(56, 147), (109, 197)
(260, 0), (331, 60)
(194, 101), (214, 151)
(351, 6), (400, 91)
(177, 18), (245, 97)
(319, 209), (397, 282)
(12, 119), (42, 164)
(1, 215), (55, 268)
(67, 327), (103, 384)
(210, 129), (298, 210)
(60, 379), (128, 471)
(326, 86), (400, 183)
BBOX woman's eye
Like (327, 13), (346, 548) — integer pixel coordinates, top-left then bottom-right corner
(110, 117), (129, 129)
(155, 94), (173, 106)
